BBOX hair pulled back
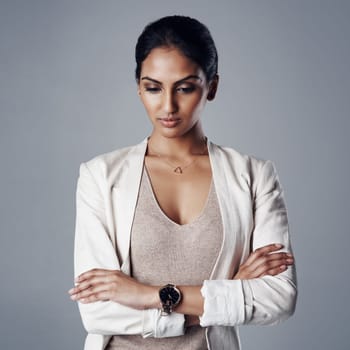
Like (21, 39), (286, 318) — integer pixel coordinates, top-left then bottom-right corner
(135, 15), (218, 83)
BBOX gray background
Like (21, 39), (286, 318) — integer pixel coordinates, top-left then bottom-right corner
(1, 0), (349, 349)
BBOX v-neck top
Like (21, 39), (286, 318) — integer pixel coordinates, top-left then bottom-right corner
(106, 166), (223, 349)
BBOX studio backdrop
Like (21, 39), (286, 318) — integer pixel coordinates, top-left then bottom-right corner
(1, 1), (349, 349)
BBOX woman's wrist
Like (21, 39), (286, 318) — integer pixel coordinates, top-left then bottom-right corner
(143, 284), (204, 317)
(144, 285), (162, 310)
(173, 285), (204, 316)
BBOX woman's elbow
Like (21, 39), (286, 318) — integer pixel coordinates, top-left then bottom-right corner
(246, 277), (297, 326)
(282, 281), (297, 320)
(78, 303), (116, 335)
(265, 280), (297, 325)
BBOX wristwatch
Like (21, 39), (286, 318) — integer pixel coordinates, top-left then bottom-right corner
(159, 284), (182, 316)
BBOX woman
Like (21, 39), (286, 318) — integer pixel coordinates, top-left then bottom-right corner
(69, 15), (297, 350)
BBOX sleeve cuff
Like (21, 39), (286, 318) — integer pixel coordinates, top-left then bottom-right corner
(199, 280), (245, 327)
(142, 309), (185, 338)
(241, 279), (254, 323)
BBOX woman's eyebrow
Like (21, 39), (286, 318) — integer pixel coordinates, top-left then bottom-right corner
(141, 75), (202, 85)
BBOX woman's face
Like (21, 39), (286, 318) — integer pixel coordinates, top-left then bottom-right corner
(138, 46), (216, 139)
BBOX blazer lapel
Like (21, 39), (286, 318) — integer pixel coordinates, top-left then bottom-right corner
(208, 142), (252, 279)
(112, 139), (148, 274)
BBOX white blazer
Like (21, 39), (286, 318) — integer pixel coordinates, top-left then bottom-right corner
(74, 138), (297, 350)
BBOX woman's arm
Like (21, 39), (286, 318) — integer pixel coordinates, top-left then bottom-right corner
(199, 161), (297, 327)
(70, 243), (294, 318)
(71, 162), (185, 337)
(71, 160), (296, 329)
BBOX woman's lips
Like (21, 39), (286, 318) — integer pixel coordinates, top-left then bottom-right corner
(158, 118), (181, 128)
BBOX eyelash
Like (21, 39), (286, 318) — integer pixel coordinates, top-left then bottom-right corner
(144, 86), (196, 94)
(177, 86), (195, 93)
(145, 87), (161, 93)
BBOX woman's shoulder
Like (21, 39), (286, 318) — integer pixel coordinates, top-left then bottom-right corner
(78, 139), (147, 181)
(210, 142), (272, 172)
(210, 142), (279, 191)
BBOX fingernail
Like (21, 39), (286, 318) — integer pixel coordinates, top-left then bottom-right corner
(275, 244), (283, 248)
(70, 295), (77, 300)
(287, 253), (293, 257)
(286, 258), (294, 264)
(280, 265), (286, 270)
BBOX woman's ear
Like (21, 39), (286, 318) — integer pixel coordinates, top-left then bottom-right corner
(207, 74), (219, 101)
(136, 78), (141, 96)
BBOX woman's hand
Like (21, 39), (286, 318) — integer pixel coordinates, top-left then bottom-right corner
(68, 269), (159, 310)
(233, 244), (294, 280)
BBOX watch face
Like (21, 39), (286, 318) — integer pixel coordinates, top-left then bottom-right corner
(159, 285), (180, 305)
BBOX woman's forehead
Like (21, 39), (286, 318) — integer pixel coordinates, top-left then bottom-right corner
(140, 47), (205, 83)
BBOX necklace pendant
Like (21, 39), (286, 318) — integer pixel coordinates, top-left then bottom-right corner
(174, 166), (183, 174)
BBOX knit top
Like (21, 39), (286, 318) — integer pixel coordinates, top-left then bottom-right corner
(106, 166), (223, 349)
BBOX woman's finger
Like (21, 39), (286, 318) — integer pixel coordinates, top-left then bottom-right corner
(243, 244), (284, 266)
(253, 257), (293, 277)
(69, 274), (111, 296)
(234, 251), (294, 279)
(69, 269), (122, 298)
(247, 252), (293, 272)
(79, 290), (112, 304)
(260, 264), (288, 278)
(71, 281), (112, 301)
(75, 268), (118, 283)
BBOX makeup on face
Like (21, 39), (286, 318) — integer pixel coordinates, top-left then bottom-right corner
(137, 47), (211, 138)
(140, 75), (203, 95)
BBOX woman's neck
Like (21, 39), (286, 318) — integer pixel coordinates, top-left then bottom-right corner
(147, 127), (207, 159)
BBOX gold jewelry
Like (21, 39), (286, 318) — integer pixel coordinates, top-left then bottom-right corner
(148, 139), (207, 174)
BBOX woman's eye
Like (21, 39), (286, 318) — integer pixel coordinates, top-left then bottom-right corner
(176, 86), (195, 94)
(145, 86), (161, 93)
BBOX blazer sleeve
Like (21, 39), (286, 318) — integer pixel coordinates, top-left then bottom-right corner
(199, 160), (297, 326)
(74, 162), (185, 337)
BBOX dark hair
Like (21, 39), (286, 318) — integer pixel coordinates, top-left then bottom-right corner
(135, 15), (218, 83)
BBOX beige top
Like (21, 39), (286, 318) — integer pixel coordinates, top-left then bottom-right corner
(106, 166), (223, 349)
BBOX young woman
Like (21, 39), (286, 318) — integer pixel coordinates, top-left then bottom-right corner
(69, 15), (297, 350)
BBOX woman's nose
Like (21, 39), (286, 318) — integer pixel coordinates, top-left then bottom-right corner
(162, 90), (178, 114)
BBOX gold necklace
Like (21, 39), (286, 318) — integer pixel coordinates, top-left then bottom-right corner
(148, 140), (207, 174)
